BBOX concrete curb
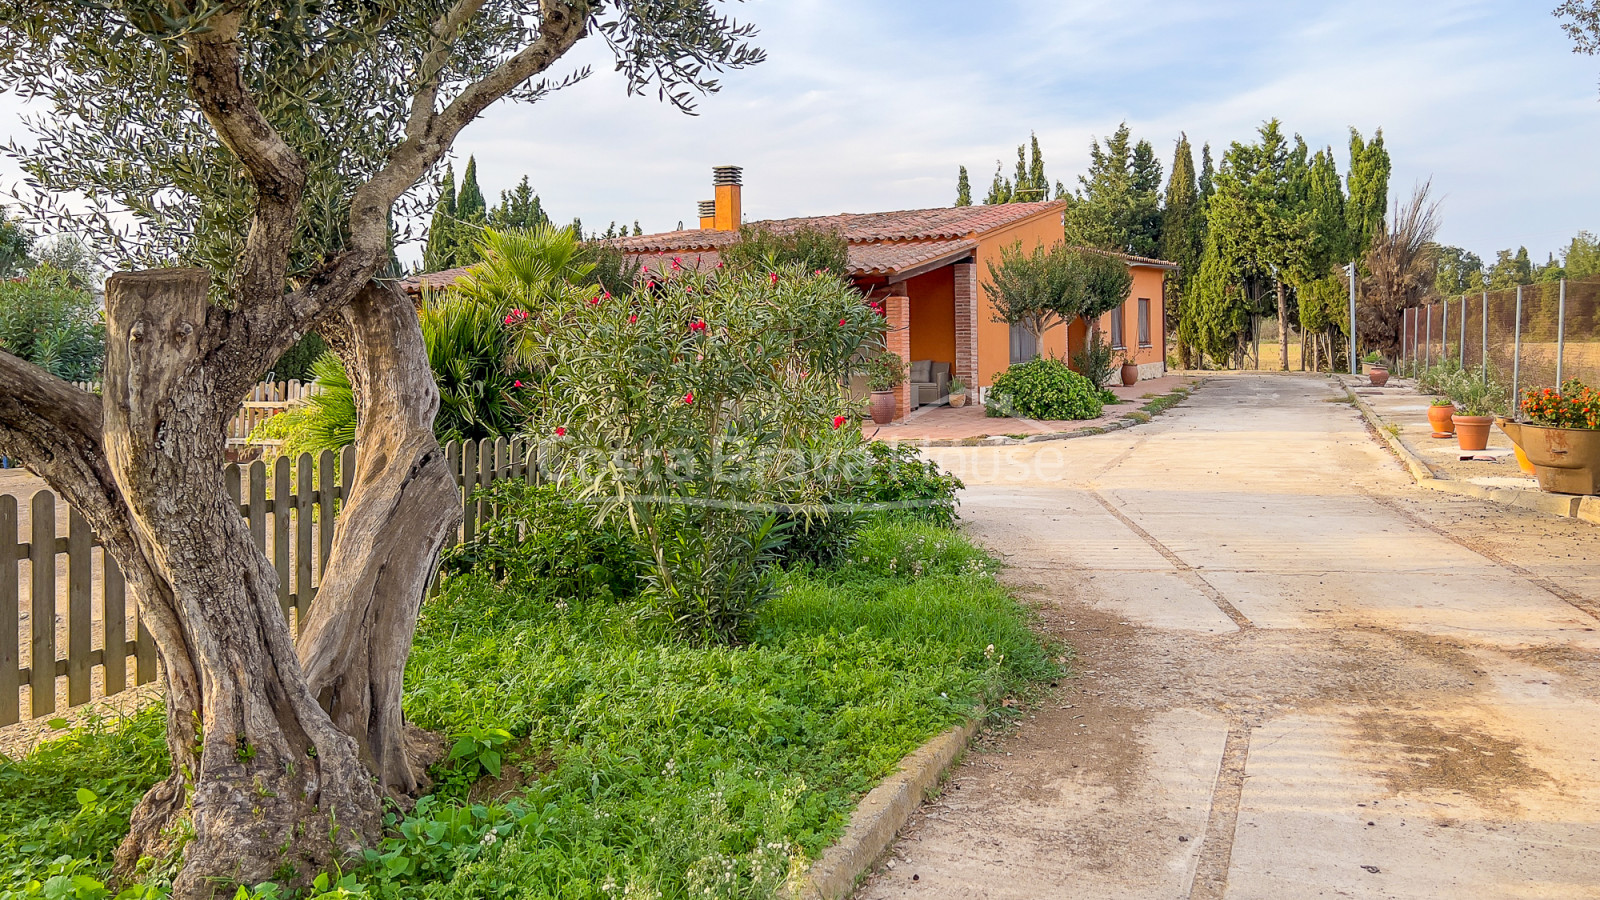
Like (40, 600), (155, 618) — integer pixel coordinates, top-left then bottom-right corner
(901, 380), (1205, 448)
(1343, 384), (1598, 526)
(787, 715), (983, 900)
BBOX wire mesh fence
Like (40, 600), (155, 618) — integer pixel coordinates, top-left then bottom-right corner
(1400, 275), (1600, 414)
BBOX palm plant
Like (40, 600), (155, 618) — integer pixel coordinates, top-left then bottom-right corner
(1360, 182), (1440, 359)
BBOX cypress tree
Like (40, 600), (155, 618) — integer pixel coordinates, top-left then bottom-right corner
(423, 164), (458, 272)
(489, 176), (548, 231)
(984, 161), (1013, 205)
(956, 166), (972, 206)
(1161, 135), (1203, 366)
(1026, 133), (1048, 201)
(457, 157), (487, 222)
(1345, 128), (1390, 263)
(1198, 143), (1215, 207)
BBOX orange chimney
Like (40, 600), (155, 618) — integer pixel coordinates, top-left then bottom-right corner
(698, 200), (717, 231)
(712, 165), (742, 231)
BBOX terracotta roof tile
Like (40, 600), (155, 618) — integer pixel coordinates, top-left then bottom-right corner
(614, 200), (1065, 251)
(631, 239), (978, 280)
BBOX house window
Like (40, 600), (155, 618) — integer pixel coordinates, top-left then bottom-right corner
(1009, 324), (1038, 364)
(1109, 306), (1126, 350)
(1138, 298), (1152, 348)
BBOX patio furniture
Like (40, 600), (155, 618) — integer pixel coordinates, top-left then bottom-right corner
(910, 360), (951, 407)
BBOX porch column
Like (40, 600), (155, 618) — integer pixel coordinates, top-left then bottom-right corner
(953, 261), (979, 390)
(884, 292), (912, 421)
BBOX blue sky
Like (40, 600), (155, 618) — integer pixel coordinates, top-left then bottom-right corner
(2, 1), (1595, 268)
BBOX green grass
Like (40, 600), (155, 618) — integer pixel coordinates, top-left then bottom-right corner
(0, 519), (1055, 899)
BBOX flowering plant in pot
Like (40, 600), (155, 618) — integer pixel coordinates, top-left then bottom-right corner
(864, 351), (906, 424)
(948, 377), (969, 408)
(1501, 381), (1600, 494)
(1427, 397), (1456, 437)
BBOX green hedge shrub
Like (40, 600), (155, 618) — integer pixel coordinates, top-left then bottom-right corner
(985, 357), (1104, 421)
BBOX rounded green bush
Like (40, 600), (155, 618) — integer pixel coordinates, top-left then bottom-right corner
(985, 357), (1104, 421)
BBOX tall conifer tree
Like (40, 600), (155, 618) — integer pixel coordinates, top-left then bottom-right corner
(423, 164), (458, 272)
(1345, 128), (1390, 264)
(1162, 135), (1203, 366)
(956, 166), (973, 206)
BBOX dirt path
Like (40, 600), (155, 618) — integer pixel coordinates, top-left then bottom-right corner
(859, 373), (1600, 900)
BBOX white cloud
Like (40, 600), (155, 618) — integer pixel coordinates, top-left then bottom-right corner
(2, 1), (1596, 266)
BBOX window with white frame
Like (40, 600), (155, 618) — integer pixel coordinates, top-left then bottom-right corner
(1109, 305), (1126, 350)
(1138, 298), (1151, 347)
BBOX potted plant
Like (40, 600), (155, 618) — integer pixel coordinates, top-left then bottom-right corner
(864, 351), (906, 425)
(1449, 374), (1505, 452)
(1119, 352), (1139, 387)
(1427, 397), (1456, 437)
(1364, 351), (1389, 387)
(1500, 381), (1600, 494)
(948, 377), (969, 408)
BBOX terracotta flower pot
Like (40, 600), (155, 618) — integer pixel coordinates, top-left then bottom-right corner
(1120, 362), (1139, 386)
(1368, 365), (1389, 387)
(948, 392), (968, 408)
(1427, 403), (1456, 437)
(869, 390), (897, 425)
(1453, 414), (1493, 452)
(1499, 420), (1600, 494)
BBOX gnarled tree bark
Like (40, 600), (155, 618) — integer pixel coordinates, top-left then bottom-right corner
(94, 270), (383, 891)
(298, 282), (460, 797)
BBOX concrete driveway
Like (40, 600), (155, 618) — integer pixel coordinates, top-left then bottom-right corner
(859, 373), (1600, 900)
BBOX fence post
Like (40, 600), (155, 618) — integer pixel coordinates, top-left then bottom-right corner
(1, 495), (17, 726)
(30, 492), (56, 717)
(1442, 299), (1449, 364)
(1512, 286), (1523, 418)
(1347, 261), (1357, 375)
(1426, 304), (1432, 368)
(1556, 278), (1567, 388)
(1459, 295), (1467, 369)
(1481, 291), (1488, 385)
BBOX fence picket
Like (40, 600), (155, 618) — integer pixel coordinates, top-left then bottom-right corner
(274, 457), (291, 620)
(30, 491), (56, 717)
(67, 509), (92, 707)
(444, 442), (461, 552)
(296, 453), (314, 620)
(461, 440), (478, 545)
(248, 461), (267, 553)
(478, 438), (493, 535)
(103, 554), (126, 697)
(318, 450), (338, 581)
(1, 495), (17, 725)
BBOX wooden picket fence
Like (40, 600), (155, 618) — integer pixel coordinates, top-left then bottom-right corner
(69, 380), (321, 446)
(1, 436), (544, 728)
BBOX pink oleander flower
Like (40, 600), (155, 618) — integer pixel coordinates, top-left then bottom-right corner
(833, 415), (848, 429)
(554, 426), (566, 436)
(768, 272), (778, 285)
(839, 318), (847, 325)
(629, 314), (638, 324)
(514, 380), (523, 388)
(690, 320), (707, 332)
(683, 392), (695, 405)
(671, 257), (683, 271)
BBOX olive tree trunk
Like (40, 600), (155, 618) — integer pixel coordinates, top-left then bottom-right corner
(1277, 279), (1290, 372)
(297, 282), (459, 797)
(2, 271), (459, 893)
(100, 271), (383, 890)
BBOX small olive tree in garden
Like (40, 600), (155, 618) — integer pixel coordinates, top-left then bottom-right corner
(515, 265), (883, 641)
(986, 242), (1134, 356)
(0, 1), (762, 893)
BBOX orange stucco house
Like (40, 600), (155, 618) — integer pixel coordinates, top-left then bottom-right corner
(405, 166), (1176, 421)
(610, 168), (1176, 419)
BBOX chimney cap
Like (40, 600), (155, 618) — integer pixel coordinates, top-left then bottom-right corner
(712, 165), (743, 186)
(697, 200), (717, 217)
